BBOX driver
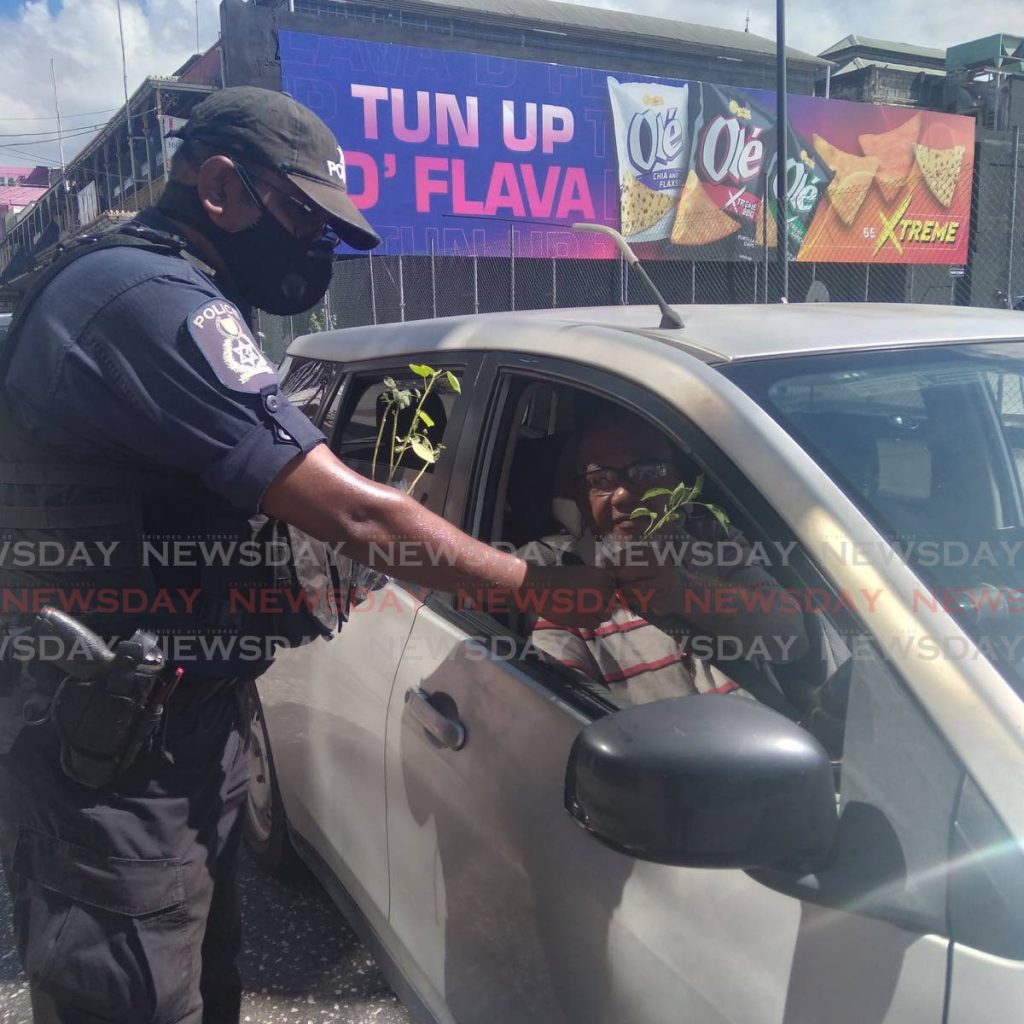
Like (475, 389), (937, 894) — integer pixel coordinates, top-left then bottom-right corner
(522, 410), (807, 704)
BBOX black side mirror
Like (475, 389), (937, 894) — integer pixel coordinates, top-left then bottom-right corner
(565, 696), (838, 871)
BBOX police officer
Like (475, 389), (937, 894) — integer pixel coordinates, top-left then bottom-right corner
(0, 87), (609, 1023)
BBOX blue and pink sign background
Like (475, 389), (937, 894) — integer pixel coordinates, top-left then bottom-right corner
(280, 31), (974, 262)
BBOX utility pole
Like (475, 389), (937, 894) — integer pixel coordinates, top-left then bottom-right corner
(50, 58), (70, 230)
(115, 0), (139, 210)
(50, 60), (67, 185)
(195, 0), (200, 52)
(776, 0), (789, 301)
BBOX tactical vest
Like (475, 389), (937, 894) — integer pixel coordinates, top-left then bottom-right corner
(0, 225), (339, 680)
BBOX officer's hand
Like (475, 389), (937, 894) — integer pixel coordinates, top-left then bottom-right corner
(610, 542), (714, 622)
(518, 564), (617, 631)
(614, 560), (689, 620)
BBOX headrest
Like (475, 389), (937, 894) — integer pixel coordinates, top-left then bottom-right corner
(507, 432), (582, 546)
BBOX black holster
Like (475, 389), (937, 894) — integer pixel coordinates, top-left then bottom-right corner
(30, 608), (178, 789)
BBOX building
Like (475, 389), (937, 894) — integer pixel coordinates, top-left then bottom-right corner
(945, 35), (1024, 310)
(227, 0), (825, 96)
(816, 35), (947, 109)
(0, 51), (220, 302)
(946, 33), (1024, 131)
(0, 166), (50, 241)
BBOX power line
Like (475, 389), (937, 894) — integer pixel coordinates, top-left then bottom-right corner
(0, 103), (159, 141)
(0, 130), (107, 149)
(0, 123), (111, 140)
(0, 144), (59, 165)
(0, 108), (119, 123)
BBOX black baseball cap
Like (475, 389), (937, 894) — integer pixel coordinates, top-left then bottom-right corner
(168, 86), (380, 250)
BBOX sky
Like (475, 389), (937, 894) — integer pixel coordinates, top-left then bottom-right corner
(0, 0), (1020, 170)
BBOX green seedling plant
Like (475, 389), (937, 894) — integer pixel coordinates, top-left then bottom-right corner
(629, 474), (730, 539)
(371, 364), (461, 492)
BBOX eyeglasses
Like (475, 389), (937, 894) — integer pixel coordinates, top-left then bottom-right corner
(233, 163), (341, 247)
(578, 459), (674, 495)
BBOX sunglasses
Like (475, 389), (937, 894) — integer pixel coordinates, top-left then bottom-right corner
(233, 163), (342, 248)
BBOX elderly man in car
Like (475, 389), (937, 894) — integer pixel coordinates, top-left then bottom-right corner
(521, 409), (808, 705)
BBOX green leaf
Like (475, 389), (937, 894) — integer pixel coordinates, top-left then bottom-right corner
(670, 481), (690, 504)
(445, 371), (461, 394)
(642, 487), (674, 500)
(409, 363), (433, 378)
(629, 508), (657, 520)
(416, 408), (435, 428)
(663, 512), (681, 523)
(410, 437), (438, 463)
(708, 505), (731, 531)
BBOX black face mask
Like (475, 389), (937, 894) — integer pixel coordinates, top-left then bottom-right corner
(157, 180), (334, 315)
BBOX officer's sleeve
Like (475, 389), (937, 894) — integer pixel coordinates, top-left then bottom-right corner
(14, 262), (324, 513)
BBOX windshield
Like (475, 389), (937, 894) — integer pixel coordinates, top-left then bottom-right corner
(725, 341), (1024, 696)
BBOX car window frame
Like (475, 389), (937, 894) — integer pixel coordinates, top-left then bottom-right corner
(430, 350), (879, 723)
(323, 352), (487, 600)
(278, 355), (344, 428)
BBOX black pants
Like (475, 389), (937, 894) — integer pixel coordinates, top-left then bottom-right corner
(0, 679), (251, 1024)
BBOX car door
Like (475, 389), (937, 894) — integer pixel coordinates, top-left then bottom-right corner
(384, 352), (965, 1024)
(258, 352), (474, 928)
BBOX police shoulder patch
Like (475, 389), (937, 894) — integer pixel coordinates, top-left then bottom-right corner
(186, 299), (277, 392)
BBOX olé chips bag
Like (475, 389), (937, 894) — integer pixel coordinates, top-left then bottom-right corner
(607, 76), (690, 242)
(762, 124), (832, 255)
(677, 83), (776, 256)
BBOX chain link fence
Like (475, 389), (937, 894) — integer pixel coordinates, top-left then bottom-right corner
(255, 126), (1024, 365)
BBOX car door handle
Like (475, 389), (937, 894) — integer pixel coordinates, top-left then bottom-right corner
(404, 688), (466, 750)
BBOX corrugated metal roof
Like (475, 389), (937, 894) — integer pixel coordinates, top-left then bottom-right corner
(820, 35), (946, 63)
(384, 0), (827, 66)
(832, 57), (945, 77)
(0, 186), (46, 208)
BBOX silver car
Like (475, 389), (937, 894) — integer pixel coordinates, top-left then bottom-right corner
(246, 303), (1024, 1024)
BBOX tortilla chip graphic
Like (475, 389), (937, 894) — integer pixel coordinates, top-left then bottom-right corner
(619, 175), (675, 237)
(914, 143), (965, 208)
(670, 171), (740, 246)
(756, 202), (777, 248)
(813, 134), (879, 227)
(858, 114), (922, 203)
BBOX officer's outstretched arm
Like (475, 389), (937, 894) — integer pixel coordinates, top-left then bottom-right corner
(262, 446), (614, 628)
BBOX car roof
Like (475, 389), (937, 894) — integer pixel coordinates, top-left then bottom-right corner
(289, 302), (1024, 365)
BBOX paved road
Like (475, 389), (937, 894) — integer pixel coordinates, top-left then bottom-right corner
(0, 847), (411, 1024)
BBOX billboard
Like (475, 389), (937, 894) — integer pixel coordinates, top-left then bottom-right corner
(281, 31), (974, 264)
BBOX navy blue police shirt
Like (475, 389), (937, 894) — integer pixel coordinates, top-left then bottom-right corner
(5, 210), (326, 675)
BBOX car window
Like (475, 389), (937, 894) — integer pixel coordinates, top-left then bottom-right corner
(445, 360), (983, 941)
(333, 367), (463, 506)
(726, 343), (1024, 698)
(988, 370), (1024, 489)
(279, 357), (342, 425)
(452, 367), (860, 759)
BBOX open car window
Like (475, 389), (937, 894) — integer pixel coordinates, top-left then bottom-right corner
(457, 367), (859, 764)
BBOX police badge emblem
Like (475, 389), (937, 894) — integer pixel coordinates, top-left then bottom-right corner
(186, 299), (277, 392)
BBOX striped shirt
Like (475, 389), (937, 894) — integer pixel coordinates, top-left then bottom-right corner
(520, 528), (775, 705)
